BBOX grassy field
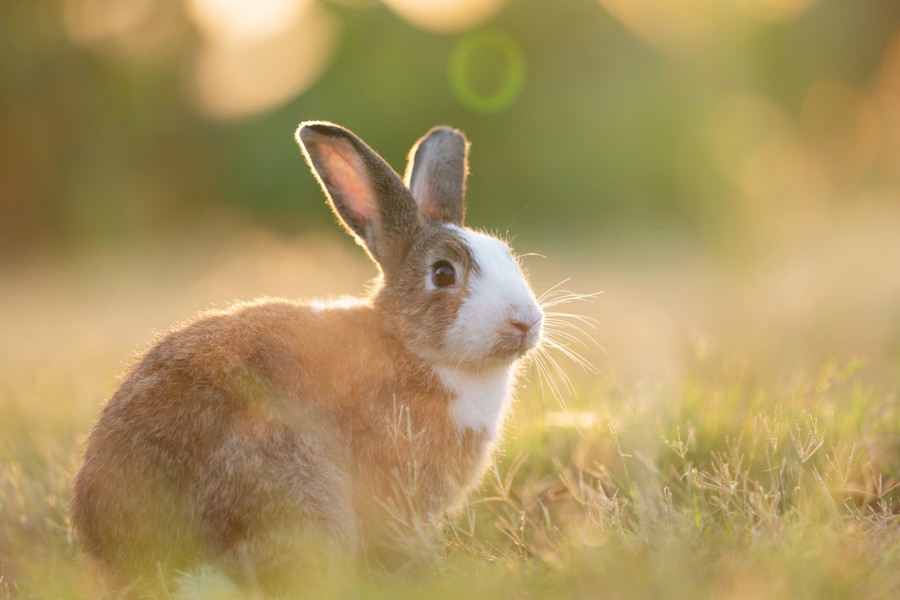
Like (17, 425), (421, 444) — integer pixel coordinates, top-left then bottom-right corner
(1, 216), (899, 599)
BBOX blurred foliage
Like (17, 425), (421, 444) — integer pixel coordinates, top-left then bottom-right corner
(3, 3), (899, 597)
(2, 0), (900, 256)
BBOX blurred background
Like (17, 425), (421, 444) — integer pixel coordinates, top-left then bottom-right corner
(2, 4), (900, 594)
(3, 0), (900, 253)
(2, 0), (900, 386)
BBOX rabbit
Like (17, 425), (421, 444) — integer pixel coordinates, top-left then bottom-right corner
(70, 122), (544, 596)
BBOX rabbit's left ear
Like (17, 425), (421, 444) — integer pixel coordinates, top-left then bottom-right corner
(296, 122), (418, 269)
(404, 127), (469, 226)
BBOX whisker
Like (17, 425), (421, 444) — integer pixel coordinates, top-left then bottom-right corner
(544, 311), (601, 329)
(542, 338), (600, 375)
(544, 320), (601, 343)
(530, 279), (606, 435)
(532, 350), (573, 407)
(533, 349), (586, 436)
(538, 346), (576, 395)
(530, 352), (554, 406)
(539, 348), (575, 395)
(543, 319), (608, 356)
(540, 291), (604, 309)
(536, 278), (573, 303)
(540, 326), (590, 349)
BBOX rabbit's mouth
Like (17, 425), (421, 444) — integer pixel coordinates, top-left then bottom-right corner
(490, 323), (542, 360)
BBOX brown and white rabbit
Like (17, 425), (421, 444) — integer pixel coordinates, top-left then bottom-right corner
(70, 122), (544, 596)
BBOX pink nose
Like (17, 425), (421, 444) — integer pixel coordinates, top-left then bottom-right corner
(509, 314), (542, 334)
(510, 320), (529, 334)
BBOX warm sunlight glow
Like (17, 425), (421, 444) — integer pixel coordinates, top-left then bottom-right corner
(381, 0), (509, 33)
(801, 80), (879, 176)
(191, 6), (337, 119)
(596, 0), (819, 51)
(873, 32), (900, 177)
(63, 0), (156, 43)
(739, 135), (827, 215)
(707, 93), (829, 232)
(187, 0), (312, 44)
(730, 0), (818, 23)
(63, 0), (183, 60)
(708, 93), (794, 184)
(595, 0), (716, 52)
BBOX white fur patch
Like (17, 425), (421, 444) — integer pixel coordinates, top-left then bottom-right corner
(436, 364), (516, 435)
(442, 227), (542, 364)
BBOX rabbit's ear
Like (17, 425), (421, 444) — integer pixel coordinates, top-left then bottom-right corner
(296, 122), (418, 267)
(404, 127), (469, 226)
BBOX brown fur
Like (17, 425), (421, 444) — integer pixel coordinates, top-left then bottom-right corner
(71, 298), (490, 594)
(70, 123), (529, 596)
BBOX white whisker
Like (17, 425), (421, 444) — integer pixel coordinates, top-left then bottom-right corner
(536, 278), (572, 303)
(540, 291), (604, 309)
(526, 279), (605, 435)
(543, 318), (608, 356)
(541, 338), (599, 375)
(533, 348), (585, 435)
(540, 326), (590, 349)
(532, 350), (572, 406)
(544, 311), (601, 329)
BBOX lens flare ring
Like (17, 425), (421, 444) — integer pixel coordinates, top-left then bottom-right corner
(449, 30), (525, 114)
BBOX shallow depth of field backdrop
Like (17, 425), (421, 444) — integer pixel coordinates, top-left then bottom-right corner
(2, 1), (900, 598)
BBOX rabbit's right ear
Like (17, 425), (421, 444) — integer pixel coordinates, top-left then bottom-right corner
(296, 122), (418, 269)
(404, 127), (469, 226)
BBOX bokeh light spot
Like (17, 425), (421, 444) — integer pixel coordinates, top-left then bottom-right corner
(449, 30), (525, 114)
(382, 0), (509, 34)
(596, 0), (716, 53)
(190, 5), (338, 120)
(63, 0), (183, 61)
(730, 0), (818, 23)
(707, 93), (793, 183)
(872, 32), (900, 177)
(63, 0), (156, 43)
(801, 80), (880, 175)
(187, 0), (311, 45)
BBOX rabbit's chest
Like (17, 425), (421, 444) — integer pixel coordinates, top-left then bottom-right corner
(434, 364), (516, 440)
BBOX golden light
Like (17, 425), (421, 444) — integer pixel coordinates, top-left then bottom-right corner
(62, 0), (183, 60)
(729, 0), (818, 23)
(381, 0), (510, 34)
(800, 80), (879, 176)
(595, 0), (716, 52)
(739, 135), (827, 214)
(596, 0), (819, 52)
(707, 93), (793, 183)
(190, 5), (338, 119)
(873, 31), (900, 176)
(186, 0), (312, 45)
(63, 0), (157, 43)
(707, 93), (829, 234)
(877, 31), (900, 95)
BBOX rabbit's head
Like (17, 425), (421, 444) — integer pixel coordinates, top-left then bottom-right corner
(296, 122), (542, 369)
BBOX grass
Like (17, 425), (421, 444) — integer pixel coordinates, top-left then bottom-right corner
(1, 224), (898, 599)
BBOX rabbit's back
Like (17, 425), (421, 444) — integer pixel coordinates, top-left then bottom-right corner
(71, 298), (383, 587)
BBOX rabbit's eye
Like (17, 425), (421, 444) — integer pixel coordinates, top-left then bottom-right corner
(431, 261), (456, 288)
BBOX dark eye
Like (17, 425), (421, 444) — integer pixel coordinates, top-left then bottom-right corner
(431, 261), (456, 288)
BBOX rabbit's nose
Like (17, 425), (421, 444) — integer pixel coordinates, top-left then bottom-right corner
(509, 313), (542, 334)
(510, 320), (530, 334)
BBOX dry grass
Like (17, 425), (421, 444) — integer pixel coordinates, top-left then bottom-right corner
(1, 215), (898, 598)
